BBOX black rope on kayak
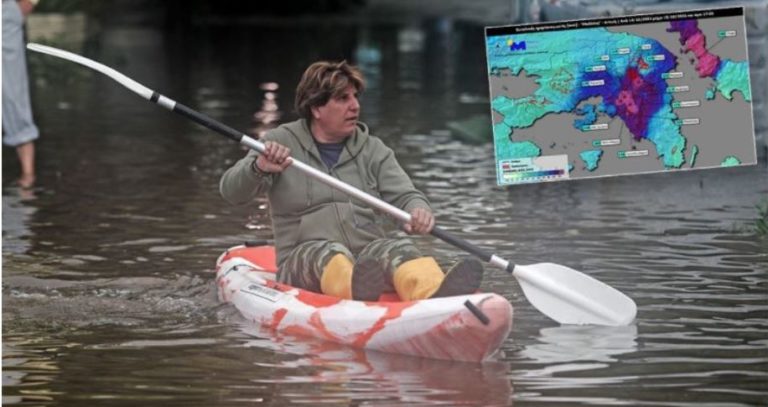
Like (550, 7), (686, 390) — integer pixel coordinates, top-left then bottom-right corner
(244, 240), (270, 247)
(464, 300), (490, 325)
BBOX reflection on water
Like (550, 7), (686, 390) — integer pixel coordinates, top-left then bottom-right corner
(520, 325), (639, 365)
(2, 189), (37, 254)
(2, 10), (767, 407)
(250, 82), (281, 139)
(2, 333), (65, 405)
(240, 325), (514, 406)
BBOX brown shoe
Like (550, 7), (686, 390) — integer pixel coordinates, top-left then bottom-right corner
(432, 258), (483, 298)
(351, 256), (385, 301)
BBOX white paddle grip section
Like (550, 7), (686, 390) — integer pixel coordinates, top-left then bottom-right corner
(238, 135), (267, 153)
(489, 255), (510, 270)
(239, 135), (412, 224)
(27, 43), (154, 100)
(157, 95), (176, 110)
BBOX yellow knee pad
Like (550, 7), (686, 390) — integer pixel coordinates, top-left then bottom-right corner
(393, 256), (444, 301)
(320, 253), (354, 299)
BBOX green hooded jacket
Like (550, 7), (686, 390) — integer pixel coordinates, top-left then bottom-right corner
(220, 119), (431, 266)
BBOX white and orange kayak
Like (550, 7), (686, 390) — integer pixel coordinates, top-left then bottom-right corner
(216, 244), (514, 362)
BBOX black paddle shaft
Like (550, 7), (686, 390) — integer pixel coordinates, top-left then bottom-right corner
(431, 226), (493, 263)
(431, 227), (516, 273)
(173, 103), (245, 143)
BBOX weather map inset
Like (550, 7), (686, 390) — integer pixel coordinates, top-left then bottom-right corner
(485, 7), (756, 186)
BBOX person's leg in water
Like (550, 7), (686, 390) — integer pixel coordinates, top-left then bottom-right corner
(2, 0), (39, 189)
(16, 142), (35, 188)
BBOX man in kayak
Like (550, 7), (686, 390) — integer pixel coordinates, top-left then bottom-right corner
(220, 61), (482, 301)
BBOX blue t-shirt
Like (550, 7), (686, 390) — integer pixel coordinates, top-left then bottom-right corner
(315, 141), (345, 170)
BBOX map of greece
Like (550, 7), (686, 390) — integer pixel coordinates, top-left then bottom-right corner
(485, 7), (756, 185)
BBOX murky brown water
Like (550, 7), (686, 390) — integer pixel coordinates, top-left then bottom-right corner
(3, 16), (768, 406)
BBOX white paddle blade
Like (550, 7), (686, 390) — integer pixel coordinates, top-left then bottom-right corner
(27, 43), (154, 100)
(513, 263), (637, 326)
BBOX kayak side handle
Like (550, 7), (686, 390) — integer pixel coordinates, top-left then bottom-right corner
(464, 300), (490, 325)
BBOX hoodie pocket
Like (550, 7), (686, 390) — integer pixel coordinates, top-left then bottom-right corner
(296, 204), (347, 245)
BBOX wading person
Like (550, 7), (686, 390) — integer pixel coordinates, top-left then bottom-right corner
(220, 61), (482, 301)
(2, 0), (39, 189)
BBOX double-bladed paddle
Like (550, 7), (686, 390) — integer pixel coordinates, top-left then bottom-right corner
(27, 43), (637, 326)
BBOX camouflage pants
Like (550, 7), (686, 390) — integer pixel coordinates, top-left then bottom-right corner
(277, 239), (422, 293)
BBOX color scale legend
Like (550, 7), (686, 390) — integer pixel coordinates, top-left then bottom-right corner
(498, 155), (570, 185)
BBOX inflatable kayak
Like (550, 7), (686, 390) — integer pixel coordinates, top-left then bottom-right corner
(216, 244), (514, 362)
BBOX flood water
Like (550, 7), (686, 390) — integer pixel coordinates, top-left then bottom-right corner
(3, 16), (768, 406)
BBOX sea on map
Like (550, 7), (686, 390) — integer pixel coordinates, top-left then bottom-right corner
(485, 7), (756, 186)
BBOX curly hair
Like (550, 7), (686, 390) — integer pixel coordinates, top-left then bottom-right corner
(295, 61), (365, 121)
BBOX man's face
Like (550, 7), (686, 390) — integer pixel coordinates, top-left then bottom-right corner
(313, 85), (360, 141)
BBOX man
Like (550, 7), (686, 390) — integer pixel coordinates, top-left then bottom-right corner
(220, 61), (482, 301)
(2, 0), (40, 189)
